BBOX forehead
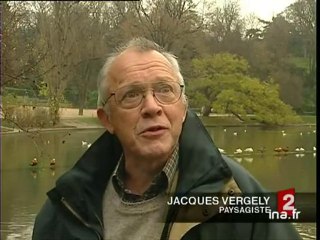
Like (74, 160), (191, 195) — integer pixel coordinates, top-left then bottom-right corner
(108, 49), (176, 86)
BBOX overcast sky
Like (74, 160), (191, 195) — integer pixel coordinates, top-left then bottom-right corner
(197, 0), (297, 21)
(238, 0), (296, 20)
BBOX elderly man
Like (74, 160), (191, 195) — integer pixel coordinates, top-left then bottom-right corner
(32, 37), (301, 240)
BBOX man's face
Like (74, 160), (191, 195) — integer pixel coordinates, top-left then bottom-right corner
(98, 49), (187, 160)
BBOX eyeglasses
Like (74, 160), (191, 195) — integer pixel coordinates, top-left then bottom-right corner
(103, 81), (184, 109)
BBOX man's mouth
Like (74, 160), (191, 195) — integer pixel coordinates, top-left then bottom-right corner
(143, 126), (165, 132)
(140, 125), (168, 136)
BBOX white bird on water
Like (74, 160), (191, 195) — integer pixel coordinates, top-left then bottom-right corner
(234, 148), (242, 154)
(244, 148), (254, 153)
(82, 141), (88, 146)
(295, 147), (305, 152)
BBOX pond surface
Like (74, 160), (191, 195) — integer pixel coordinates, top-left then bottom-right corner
(1, 125), (316, 239)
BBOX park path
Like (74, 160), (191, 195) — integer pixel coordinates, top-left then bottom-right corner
(59, 108), (97, 119)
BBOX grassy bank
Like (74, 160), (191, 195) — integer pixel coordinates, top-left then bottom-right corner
(199, 116), (256, 126)
(60, 117), (102, 128)
(200, 115), (316, 126)
(300, 115), (317, 124)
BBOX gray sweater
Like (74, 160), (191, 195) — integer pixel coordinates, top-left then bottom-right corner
(103, 179), (169, 240)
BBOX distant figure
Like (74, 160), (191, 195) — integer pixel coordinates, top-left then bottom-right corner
(30, 158), (38, 166)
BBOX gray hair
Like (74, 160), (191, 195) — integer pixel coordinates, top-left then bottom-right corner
(97, 37), (186, 111)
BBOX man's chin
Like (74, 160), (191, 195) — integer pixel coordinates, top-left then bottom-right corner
(139, 144), (172, 159)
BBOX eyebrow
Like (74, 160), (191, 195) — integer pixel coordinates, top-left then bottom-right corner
(117, 79), (175, 89)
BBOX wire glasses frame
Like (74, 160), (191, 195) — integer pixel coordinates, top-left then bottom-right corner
(102, 81), (184, 109)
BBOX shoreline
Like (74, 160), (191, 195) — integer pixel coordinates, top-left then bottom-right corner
(1, 120), (316, 135)
(1, 108), (316, 135)
(1, 119), (104, 135)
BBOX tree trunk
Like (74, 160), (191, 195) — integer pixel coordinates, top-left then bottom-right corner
(230, 110), (245, 122)
(202, 105), (211, 117)
(49, 95), (60, 126)
(78, 107), (83, 116)
(78, 63), (89, 116)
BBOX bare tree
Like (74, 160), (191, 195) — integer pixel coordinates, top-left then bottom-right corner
(68, 2), (108, 115)
(205, 0), (245, 54)
(34, 2), (80, 125)
(1, 1), (46, 90)
(111, 0), (203, 51)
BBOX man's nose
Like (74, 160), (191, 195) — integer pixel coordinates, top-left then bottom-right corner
(140, 91), (162, 117)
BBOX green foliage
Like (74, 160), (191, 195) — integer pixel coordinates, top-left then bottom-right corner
(87, 90), (98, 108)
(64, 85), (79, 107)
(213, 78), (302, 125)
(38, 81), (49, 97)
(286, 57), (309, 72)
(302, 86), (316, 113)
(187, 53), (246, 108)
(192, 53), (249, 76)
(300, 115), (316, 124)
(188, 53), (302, 125)
(2, 94), (24, 105)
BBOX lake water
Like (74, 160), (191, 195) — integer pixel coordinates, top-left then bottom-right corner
(1, 125), (316, 239)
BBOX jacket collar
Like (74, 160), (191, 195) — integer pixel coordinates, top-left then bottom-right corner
(177, 110), (232, 194)
(48, 110), (232, 219)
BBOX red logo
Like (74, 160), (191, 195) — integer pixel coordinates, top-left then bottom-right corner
(277, 188), (295, 216)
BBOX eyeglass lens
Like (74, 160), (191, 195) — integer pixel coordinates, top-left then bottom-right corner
(114, 81), (183, 109)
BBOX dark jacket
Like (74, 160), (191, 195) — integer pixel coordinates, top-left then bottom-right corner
(32, 110), (301, 240)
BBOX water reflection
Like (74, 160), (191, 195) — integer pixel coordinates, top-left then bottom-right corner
(294, 223), (317, 240)
(243, 157), (253, 163)
(1, 126), (316, 239)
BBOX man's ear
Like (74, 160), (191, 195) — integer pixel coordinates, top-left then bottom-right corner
(97, 108), (114, 134)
